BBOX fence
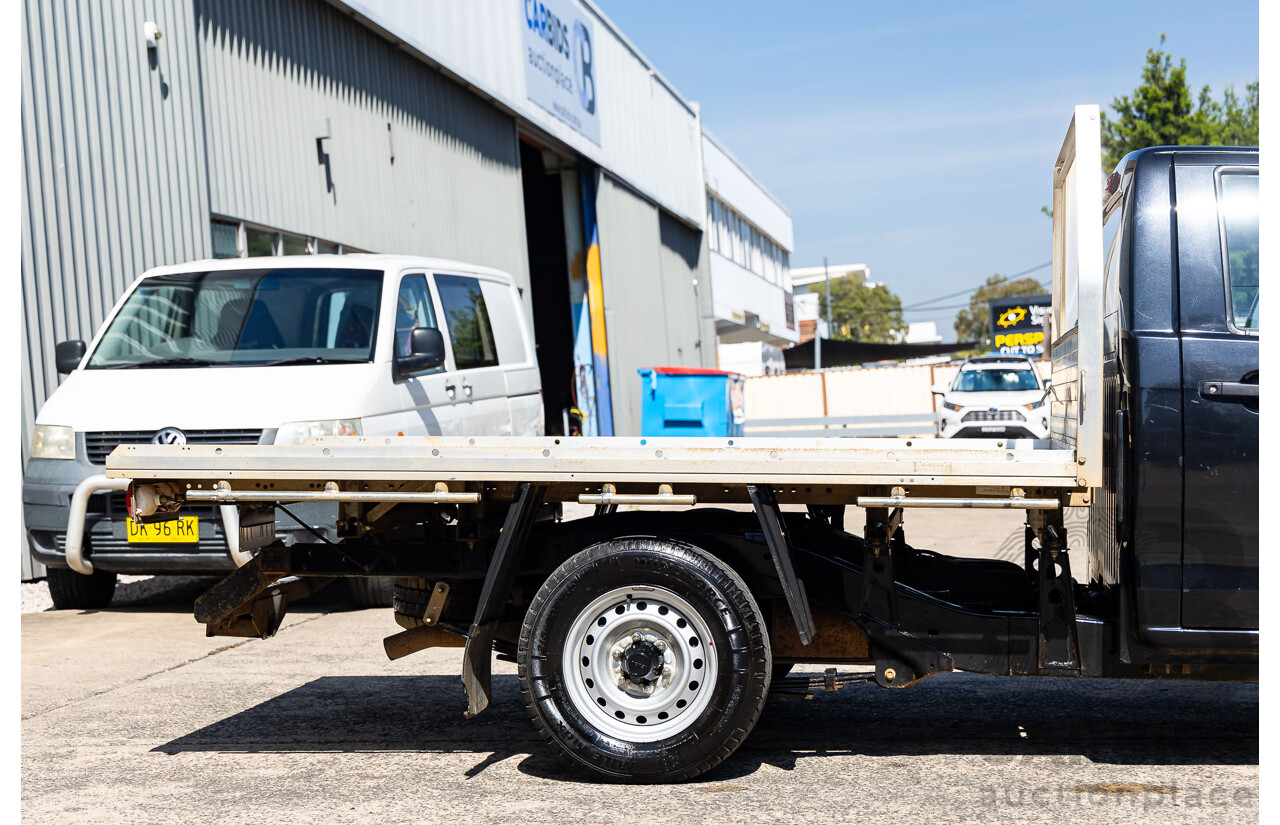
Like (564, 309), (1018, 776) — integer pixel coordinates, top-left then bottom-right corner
(742, 360), (1052, 429)
(743, 413), (939, 438)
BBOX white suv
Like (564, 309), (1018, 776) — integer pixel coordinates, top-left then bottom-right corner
(933, 354), (1049, 439)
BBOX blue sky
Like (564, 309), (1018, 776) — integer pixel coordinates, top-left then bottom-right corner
(597, 1), (1260, 339)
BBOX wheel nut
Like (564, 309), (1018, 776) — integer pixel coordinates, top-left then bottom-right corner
(611, 648), (622, 660)
(632, 631), (643, 643)
(654, 639), (666, 652)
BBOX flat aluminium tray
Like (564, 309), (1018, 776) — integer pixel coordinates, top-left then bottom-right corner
(106, 436), (1083, 492)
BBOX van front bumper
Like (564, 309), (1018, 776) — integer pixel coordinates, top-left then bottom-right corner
(23, 464), (336, 574)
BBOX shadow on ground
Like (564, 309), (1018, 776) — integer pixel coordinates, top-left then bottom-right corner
(153, 671), (1258, 783)
(73, 575), (357, 615)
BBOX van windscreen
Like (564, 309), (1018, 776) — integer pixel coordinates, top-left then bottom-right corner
(86, 268), (383, 368)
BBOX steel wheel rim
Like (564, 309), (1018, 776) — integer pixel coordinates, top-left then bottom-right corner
(561, 584), (719, 743)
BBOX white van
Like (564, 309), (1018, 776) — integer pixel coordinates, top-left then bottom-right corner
(24, 255), (543, 609)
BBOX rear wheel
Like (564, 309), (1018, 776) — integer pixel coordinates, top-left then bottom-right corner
(345, 577), (393, 608)
(46, 567), (117, 610)
(518, 537), (772, 782)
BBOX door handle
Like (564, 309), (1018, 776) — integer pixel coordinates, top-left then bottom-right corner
(462, 382), (473, 398)
(445, 382), (457, 398)
(1199, 381), (1259, 399)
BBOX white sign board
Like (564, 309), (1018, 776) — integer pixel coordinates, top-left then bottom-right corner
(521, 0), (601, 145)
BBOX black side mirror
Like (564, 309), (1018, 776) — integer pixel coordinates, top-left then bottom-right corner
(394, 327), (446, 381)
(55, 340), (87, 375)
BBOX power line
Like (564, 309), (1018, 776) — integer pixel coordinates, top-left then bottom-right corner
(900, 262), (1051, 311)
(903, 281), (1051, 315)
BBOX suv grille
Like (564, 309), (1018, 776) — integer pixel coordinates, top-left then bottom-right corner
(85, 429), (263, 464)
(961, 410), (1026, 423)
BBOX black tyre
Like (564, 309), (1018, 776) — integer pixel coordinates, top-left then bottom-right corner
(518, 536), (772, 783)
(46, 567), (117, 610)
(392, 578), (479, 630)
(346, 577), (394, 609)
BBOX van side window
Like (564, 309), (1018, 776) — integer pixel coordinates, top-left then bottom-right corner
(1218, 170), (1259, 332)
(479, 279), (529, 365)
(395, 275), (440, 360)
(435, 275), (499, 369)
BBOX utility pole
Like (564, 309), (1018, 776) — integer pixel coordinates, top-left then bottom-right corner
(823, 256), (833, 338)
(814, 256), (832, 371)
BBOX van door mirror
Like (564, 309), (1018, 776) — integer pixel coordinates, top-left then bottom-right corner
(394, 327), (446, 381)
(55, 340), (87, 374)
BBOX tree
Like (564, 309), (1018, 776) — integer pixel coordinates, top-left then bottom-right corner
(1101, 36), (1259, 170)
(954, 274), (1045, 347)
(815, 279), (908, 344)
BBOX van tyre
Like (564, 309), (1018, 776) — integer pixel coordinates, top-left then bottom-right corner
(46, 567), (117, 610)
(518, 537), (772, 783)
(345, 577), (394, 609)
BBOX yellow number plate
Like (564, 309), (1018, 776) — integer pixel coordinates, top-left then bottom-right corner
(126, 516), (200, 543)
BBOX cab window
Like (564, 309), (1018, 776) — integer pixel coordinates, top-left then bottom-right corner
(1217, 170), (1259, 333)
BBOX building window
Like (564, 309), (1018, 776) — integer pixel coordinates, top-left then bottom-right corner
(705, 194), (790, 290)
(211, 218), (366, 258)
(211, 219), (240, 259)
(281, 233), (308, 255)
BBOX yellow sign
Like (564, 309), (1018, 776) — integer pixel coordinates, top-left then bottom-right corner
(997, 306), (1027, 328)
(994, 331), (1045, 348)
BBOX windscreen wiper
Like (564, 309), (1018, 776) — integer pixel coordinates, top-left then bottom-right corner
(99, 357), (225, 369)
(256, 356), (367, 366)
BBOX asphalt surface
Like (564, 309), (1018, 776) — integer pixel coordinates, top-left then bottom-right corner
(22, 510), (1257, 823)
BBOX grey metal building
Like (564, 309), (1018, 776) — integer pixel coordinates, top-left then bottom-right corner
(20, 0), (781, 578)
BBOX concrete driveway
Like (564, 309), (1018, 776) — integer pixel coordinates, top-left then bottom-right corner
(22, 510), (1257, 824)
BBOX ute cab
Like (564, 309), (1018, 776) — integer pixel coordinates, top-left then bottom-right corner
(933, 354), (1049, 439)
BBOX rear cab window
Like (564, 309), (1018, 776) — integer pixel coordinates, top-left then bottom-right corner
(1216, 169), (1259, 334)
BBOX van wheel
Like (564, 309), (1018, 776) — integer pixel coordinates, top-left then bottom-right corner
(345, 577), (393, 609)
(518, 537), (772, 783)
(46, 567), (117, 610)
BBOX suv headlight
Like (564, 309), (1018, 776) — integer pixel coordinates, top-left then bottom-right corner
(1024, 399), (1046, 410)
(273, 419), (363, 446)
(941, 401), (962, 412)
(31, 425), (76, 460)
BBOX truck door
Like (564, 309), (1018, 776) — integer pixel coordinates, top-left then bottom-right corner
(1175, 161), (1259, 630)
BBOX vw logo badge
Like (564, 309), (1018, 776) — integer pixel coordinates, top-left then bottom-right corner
(152, 427), (187, 446)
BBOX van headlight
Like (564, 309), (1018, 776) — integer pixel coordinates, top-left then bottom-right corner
(31, 425), (76, 460)
(273, 419), (363, 446)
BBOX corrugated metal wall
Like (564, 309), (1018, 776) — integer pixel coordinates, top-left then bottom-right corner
(333, 0), (707, 225)
(21, 0), (210, 579)
(197, 0), (531, 301)
(596, 175), (710, 435)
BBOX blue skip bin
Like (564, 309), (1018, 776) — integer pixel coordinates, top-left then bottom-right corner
(637, 367), (746, 437)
